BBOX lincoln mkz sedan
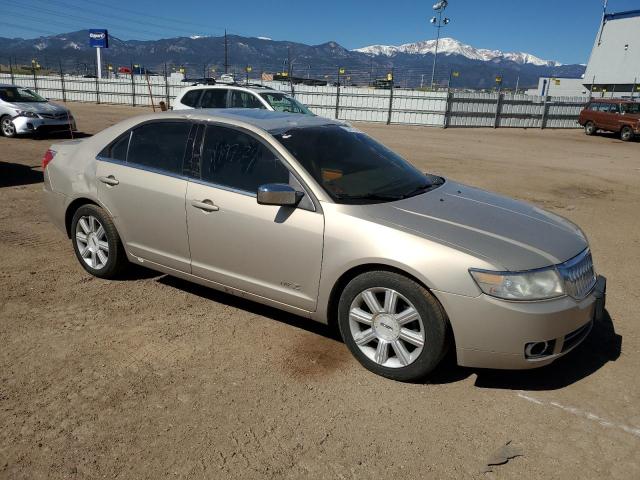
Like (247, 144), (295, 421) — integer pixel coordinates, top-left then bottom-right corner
(42, 109), (606, 381)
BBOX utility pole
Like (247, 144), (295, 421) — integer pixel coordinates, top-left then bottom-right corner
(224, 29), (229, 74)
(429, 0), (451, 89)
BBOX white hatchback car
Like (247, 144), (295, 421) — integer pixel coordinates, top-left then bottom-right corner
(173, 84), (313, 115)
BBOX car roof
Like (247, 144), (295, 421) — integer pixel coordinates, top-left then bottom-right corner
(182, 84), (280, 94)
(0, 83), (17, 88)
(190, 108), (342, 133)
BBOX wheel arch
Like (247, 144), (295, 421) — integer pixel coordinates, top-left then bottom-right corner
(325, 262), (448, 331)
(64, 197), (102, 238)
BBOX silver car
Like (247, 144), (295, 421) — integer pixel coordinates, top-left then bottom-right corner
(42, 109), (606, 381)
(0, 84), (76, 138)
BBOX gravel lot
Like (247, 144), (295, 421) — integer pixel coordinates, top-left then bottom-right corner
(1, 102), (638, 479)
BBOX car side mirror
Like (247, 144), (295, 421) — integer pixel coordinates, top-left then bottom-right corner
(257, 183), (303, 206)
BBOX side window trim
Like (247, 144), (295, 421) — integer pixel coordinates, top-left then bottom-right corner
(187, 122), (318, 212)
(96, 130), (132, 162)
(98, 120), (195, 179)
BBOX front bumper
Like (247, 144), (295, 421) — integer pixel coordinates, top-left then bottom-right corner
(434, 275), (606, 369)
(12, 115), (76, 135)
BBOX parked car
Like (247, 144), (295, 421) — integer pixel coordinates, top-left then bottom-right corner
(42, 109), (605, 381)
(578, 99), (640, 141)
(173, 84), (313, 115)
(0, 84), (76, 138)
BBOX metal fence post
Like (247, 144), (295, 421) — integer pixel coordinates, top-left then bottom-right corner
(164, 63), (170, 107)
(32, 66), (38, 92)
(444, 91), (453, 128)
(541, 95), (549, 129)
(632, 77), (637, 100)
(94, 63), (100, 104)
(131, 63), (136, 107)
(494, 93), (503, 128)
(335, 69), (341, 119)
(59, 61), (66, 103)
(9, 58), (15, 85)
(386, 70), (394, 125)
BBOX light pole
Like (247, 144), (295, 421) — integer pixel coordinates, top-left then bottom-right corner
(429, 0), (450, 89)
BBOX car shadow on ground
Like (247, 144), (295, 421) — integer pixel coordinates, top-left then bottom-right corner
(430, 310), (621, 390)
(158, 275), (342, 341)
(0, 162), (43, 188)
(154, 273), (620, 390)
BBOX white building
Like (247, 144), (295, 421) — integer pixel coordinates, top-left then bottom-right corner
(526, 77), (588, 97)
(583, 9), (640, 96)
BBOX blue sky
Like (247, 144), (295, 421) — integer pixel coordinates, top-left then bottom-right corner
(2, 0), (638, 64)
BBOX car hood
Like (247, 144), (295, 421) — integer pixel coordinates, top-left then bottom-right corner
(7, 101), (69, 115)
(361, 179), (587, 271)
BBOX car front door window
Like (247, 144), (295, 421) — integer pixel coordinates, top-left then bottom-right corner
(198, 125), (290, 193)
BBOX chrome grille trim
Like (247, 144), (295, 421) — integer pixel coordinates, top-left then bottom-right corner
(557, 249), (596, 300)
(39, 113), (68, 120)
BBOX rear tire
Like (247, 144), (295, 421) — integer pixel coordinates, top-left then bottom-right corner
(584, 121), (596, 136)
(1, 115), (17, 138)
(337, 271), (449, 382)
(70, 204), (128, 279)
(620, 125), (634, 142)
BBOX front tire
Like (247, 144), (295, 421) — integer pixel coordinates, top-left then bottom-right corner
(71, 204), (128, 279)
(584, 121), (596, 136)
(337, 271), (448, 382)
(1, 115), (17, 138)
(620, 125), (634, 142)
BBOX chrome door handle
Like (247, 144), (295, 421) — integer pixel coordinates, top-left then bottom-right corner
(191, 199), (219, 212)
(98, 175), (119, 186)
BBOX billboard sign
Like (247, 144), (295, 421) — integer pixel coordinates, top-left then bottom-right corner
(89, 29), (109, 48)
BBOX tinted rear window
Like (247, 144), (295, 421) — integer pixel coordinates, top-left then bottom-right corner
(127, 122), (192, 174)
(180, 90), (202, 107)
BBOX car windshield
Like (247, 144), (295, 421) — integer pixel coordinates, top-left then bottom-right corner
(621, 103), (640, 114)
(260, 92), (313, 115)
(274, 124), (441, 204)
(0, 86), (47, 103)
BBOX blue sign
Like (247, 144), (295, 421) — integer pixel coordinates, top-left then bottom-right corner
(89, 29), (109, 48)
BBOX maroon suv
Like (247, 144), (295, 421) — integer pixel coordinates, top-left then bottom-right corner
(578, 99), (640, 141)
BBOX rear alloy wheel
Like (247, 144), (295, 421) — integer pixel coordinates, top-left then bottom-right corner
(338, 271), (448, 382)
(71, 204), (127, 278)
(584, 121), (596, 136)
(1, 116), (17, 138)
(620, 125), (634, 142)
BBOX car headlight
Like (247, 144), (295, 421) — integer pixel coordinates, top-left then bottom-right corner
(469, 267), (564, 301)
(16, 110), (39, 118)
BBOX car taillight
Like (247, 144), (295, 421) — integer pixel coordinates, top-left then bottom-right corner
(42, 149), (56, 170)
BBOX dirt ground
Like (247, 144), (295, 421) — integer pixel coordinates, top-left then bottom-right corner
(1, 102), (639, 479)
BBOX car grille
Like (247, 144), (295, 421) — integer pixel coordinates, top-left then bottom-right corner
(557, 249), (596, 300)
(39, 112), (68, 120)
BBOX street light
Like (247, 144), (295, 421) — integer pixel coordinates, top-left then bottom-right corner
(429, 0), (450, 89)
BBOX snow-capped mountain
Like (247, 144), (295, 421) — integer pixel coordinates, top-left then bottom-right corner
(354, 38), (561, 67)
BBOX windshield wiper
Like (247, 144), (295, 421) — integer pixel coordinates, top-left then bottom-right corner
(334, 193), (404, 202)
(400, 183), (434, 199)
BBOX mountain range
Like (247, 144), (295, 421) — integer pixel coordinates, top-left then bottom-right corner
(0, 30), (586, 89)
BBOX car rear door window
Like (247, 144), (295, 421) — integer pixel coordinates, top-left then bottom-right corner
(229, 91), (265, 109)
(200, 89), (228, 108)
(180, 89), (202, 108)
(99, 132), (130, 161)
(127, 122), (192, 175)
(197, 125), (289, 193)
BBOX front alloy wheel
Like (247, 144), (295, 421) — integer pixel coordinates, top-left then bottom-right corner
(584, 121), (596, 136)
(349, 288), (425, 368)
(338, 271), (448, 382)
(1, 116), (16, 137)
